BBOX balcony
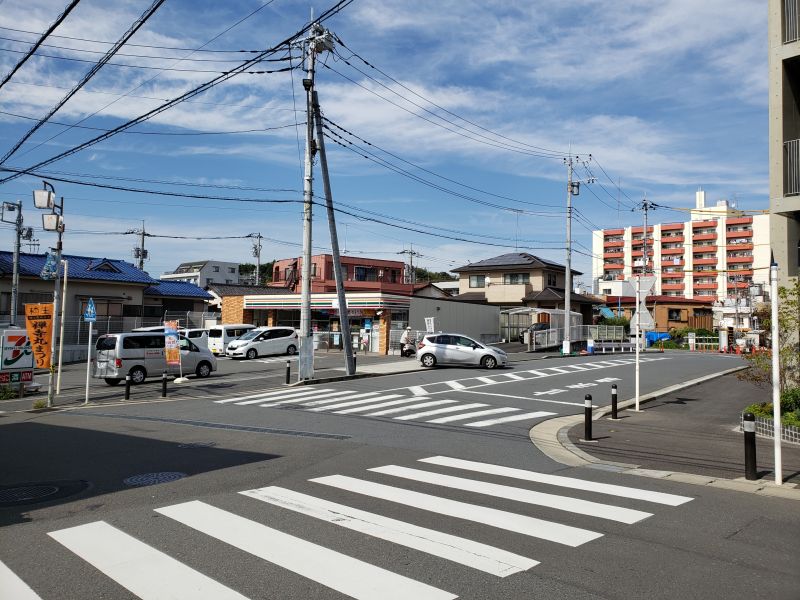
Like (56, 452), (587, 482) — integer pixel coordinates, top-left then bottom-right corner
(726, 229), (752, 238)
(728, 269), (754, 277)
(727, 280), (751, 289)
(726, 242), (753, 251)
(692, 233), (717, 242)
(727, 255), (753, 264)
(661, 223), (684, 232)
(603, 240), (624, 248)
(604, 228), (624, 236)
(603, 263), (624, 270)
(661, 235), (684, 243)
(693, 282), (718, 290)
(660, 247), (684, 256)
(694, 257), (718, 265)
(692, 220), (717, 228)
(603, 251), (624, 259)
(662, 283), (685, 291)
(786, 139), (800, 195)
(692, 245), (717, 252)
(727, 216), (752, 226)
(693, 270), (716, 277)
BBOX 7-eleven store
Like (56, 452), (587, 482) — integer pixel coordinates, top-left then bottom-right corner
(241, 292), (411, 354)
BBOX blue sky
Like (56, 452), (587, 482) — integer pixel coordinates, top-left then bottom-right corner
(0, 0), (767, 285)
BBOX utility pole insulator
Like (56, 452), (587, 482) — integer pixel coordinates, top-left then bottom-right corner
(302, 78), (313, 90)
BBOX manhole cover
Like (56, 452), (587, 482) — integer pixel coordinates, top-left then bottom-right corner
(123, 472), (187, 487)
(177, 441), (217, 449)
(0, 480), (90, 507)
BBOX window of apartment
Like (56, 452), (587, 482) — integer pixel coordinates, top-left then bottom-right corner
(206, 278), (214, 284)
(601, 288), (612, 294)
(284, 267), (294, 281)
(469, 275), (485, 288)
(311, 263), (318, 277)
(503, 273), (530, 285)
(226, 279), (232, 284)
(354, 266), (378, 282)
(547, 273), (557, 286)
(228, 267), (235, 274)
(390, 270), (398, 283)
(274, 267), (280, 280)
(212, 266), (219, 272)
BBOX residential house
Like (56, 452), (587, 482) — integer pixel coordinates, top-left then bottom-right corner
(269, 254), (413, 294)
(603, 295), (714, 333)
(161, 260), (240, 287)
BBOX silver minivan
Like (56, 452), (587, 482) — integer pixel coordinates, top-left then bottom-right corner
(93, 332), (217, 385)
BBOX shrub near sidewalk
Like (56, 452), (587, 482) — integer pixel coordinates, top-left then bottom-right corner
(0, 385), (19, 400)
(744, 387), (800, 428)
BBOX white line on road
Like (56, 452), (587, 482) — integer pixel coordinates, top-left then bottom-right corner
(409, 386), (427, 396)
(503, 373), (525, 380)
(445, 381), (466, 390)
(426, 407), (519, 424)
(156, 501), (455, 600)
(459, 389), (586, 407)
(463, 410), (556, 427)
(311, 475), (602, 547)
(214, 388), (334, 404)
(241, 486), (538, 577)
(365, 399), (455, 417)
(476, 377), (495, 384)
(299, 391), (381, 407)
(257, 389), (357, 407)
(394, 403), (488, 421)
(0, 560), (43, 600)
(334, 398), (423, 414)
(48, 521), (249, 600)
(236, 388), (348, 406)
(419, 456), (694, 506)
(370, 466), (652, 524)
(308, 394), (404, 412)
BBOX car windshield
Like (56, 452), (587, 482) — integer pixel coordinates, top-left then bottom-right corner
(238, 330), (262, 341)
(208, 329), (222, 338)
(95, 336), (117, 350)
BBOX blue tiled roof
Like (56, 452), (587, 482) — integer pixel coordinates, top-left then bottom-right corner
(143, 280), (212, 299)
(0, 252), (159, 284)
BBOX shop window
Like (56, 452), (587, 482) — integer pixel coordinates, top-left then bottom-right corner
(469, 275), (485, 288)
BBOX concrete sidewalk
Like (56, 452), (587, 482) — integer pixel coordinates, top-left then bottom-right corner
(531, 374), (800, 499)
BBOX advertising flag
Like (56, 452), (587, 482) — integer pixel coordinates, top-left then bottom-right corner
(164, 320), (181, 366)
(24, 303), (53, 369)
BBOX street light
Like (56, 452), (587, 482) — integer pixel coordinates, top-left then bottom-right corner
(32, 180), (65, 408)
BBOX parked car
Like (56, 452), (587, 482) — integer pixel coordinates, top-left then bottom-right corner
(207, 323), (256, 355)
(225, 326), (299, 359)
(417, 333), (507, 369)
(519, 322), (551, 344)
(132, 326), (209, 348)
(93, 332), (217, 385)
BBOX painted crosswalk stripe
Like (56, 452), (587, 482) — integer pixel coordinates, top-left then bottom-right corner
(258, 390), (357, 408)
(311, 475), (601, 547)
(418, 456), (693, 506)
(564, 365), (588, 371)
(0, 560), (42, 600)
(48, 521), (249, 600)
(445, 381), (465, 390)
(504, 373), (525, 380)
(409, 386), (427, 396)
(463, 410), (556, 427)
(298, 391), (382, 407)
(156, 501), (455, 600)
(241, 486), (538, 577)
(545, 367), (570, 374)
(334, 398), (423, 415)
(366, 399), (455, 417)
(370, 466), (652, 524)
(215, 388), (334, 404)
(236, 388), (346, 406)
(525, 370), (549, 377)
(476, 377), (495, 384)
(426, 407), (519, 424)
(308, 394), (404, 412)
(394, 402), (488, 421)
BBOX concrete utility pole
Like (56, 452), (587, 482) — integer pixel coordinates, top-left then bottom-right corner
(132, 222), (148, 271)
(398, 247), (421, 284)
(313, 90), (355, 375)
(1, 200), (24, 325)
(770, 263), (782, 485)
(298, 23), (334, 381)
(563, 156), (576, 355)
(251, 232), (263, 284)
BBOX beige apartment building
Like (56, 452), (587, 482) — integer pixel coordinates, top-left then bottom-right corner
(592, 190), (770, 299)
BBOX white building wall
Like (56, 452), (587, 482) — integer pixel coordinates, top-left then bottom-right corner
(409, 297), (500, 342)
(751, 214), (771, 288)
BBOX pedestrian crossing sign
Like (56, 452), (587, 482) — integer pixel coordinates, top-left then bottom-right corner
(84, 298), (97, 322)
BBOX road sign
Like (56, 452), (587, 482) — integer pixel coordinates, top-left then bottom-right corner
(83, 298), (97, 323)
(424, 317), (436, 333)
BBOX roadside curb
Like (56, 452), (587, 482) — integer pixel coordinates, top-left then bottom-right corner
(530, 365), (800, 500)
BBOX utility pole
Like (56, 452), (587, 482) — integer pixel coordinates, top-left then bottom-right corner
(398, 247), (421, 284)
(313, 90), (355, 375)
(638, 195), (656, 277)
(297, 23), (334, 381)
(1, 200), (24, 326)
(132, 221), (148, 271)
(563, 156), (578, 355)
(251, 232), (263, 284)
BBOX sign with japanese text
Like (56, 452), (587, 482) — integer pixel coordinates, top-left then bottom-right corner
(0, 370), (33, 384)
(24, 303), (53, 369)
(1, 331), (33, 371)
(164, 320), (181, 366)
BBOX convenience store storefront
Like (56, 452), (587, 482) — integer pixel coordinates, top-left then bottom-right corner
(242, 292), (411, 354)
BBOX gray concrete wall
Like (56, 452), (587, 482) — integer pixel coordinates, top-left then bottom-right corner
(409, 297), (500, 342)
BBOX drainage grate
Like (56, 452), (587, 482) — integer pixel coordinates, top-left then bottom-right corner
(0, 480), (90, 507)
(123, 472), (187, 487)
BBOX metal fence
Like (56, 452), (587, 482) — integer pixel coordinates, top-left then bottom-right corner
(526, 325), (626, 351)
(741, 414), (800, 445)
(785, 139), (800, 196)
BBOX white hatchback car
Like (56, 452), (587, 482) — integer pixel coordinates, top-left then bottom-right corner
(417, 333), (507, 369)
(225, 326), (299, 359)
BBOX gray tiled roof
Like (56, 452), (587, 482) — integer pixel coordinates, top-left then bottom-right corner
(453, 252), (581, 275)
(206, 283), (288, 296)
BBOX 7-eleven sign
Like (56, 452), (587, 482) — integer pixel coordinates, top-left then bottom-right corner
(1, 331), (34, 370)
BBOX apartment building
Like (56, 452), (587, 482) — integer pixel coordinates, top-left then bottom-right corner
(592, 190), (769, 299)
(161, 260), (240, 287)
(769, 0), (800, 284)
(269, 254), (413, 294)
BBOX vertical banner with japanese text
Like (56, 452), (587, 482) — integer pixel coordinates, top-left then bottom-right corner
(24, 303), (53, 369)
(164, 320), (181, 366)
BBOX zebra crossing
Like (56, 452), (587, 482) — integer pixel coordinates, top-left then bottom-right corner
(214, 386), (557, 428)
(5, 455), (693, 599)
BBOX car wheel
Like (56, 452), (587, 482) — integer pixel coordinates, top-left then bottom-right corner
(129, 367), (147, 385)
(104, 378), (121, 386)
(246, 348), (257, 360)
(195, 361), (212, 378)
(481, 355), (498, 369)
(286, 345), (297, 356)
(421, 354), (437, 368)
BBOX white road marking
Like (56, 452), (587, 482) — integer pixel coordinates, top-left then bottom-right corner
(300, 391), (381, 407)
(445, 381), (466, 390)
(476, 377), (495, 384)
(532, 389), (566, 396)
(370, 466), (651, 524)
(545, 367), (570, 374)
(566, 383), (597, 389)
(48, 521), (249, 600)
(419, 456), (694, 506)
(525, 370), (549, 377)
(156, 501), (455, 600)
(426, 407), (519, 424)
(463, 410), (556, 427)
(564, 365), (588, 371)
(335, 398), (422, 414)
(236, 388), (348, 406)
(365, 399), (456, 417)
(0, 560), (42, 600)
(504, 373), (525, 380)
(394, 403), (488, 421)
(409, 386), (427, 396)
(257, 390), (358, 407)
(459, 389), (585, 407)
(308, 394), (404, 412)
(214, 388), (334, 404)
(595, 377), (621, 383)
(311, 475), (602, 547)
(241, 486), (538, 577)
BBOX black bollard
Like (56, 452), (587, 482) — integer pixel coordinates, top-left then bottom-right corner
(743, 412), (757, 480)
(584, 394), (593, 441)
(611, 384), (618, 420)
(354, 355), (357, 371)
(285, 360), (291, 385)
(161, 371), (168, 398)
(124, 374), (131, 400)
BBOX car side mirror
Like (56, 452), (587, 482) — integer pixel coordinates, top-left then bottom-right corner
(472, 343), (479, 349)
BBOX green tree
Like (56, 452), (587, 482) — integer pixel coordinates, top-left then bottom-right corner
(238, 261), (274, 285)
(413, 267), (456, 283)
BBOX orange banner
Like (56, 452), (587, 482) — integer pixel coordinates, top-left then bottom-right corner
(24, 303), (53, 369)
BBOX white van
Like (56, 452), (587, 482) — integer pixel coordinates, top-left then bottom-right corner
(132, 326), (209, 348)
(207, 323), (256, 355)
(225, 327), (298, 359)
(93, 332), (217, 385)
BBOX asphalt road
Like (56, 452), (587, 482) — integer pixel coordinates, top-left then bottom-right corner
(1, 351), (798, 599)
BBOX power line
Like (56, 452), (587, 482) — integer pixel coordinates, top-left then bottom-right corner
(0, 0), (81, 92)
